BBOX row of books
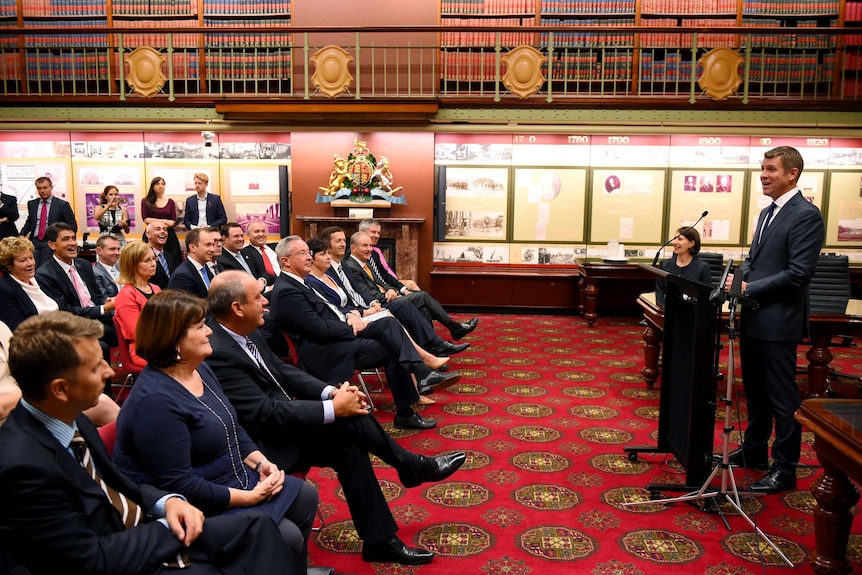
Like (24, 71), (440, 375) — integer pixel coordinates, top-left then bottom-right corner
(441, 20), (535, 47)
(538, 0), (635, 13)
(846, 1), (862, 21)
(842, 79), (862, 97)
(843, 51), (862, 69)
(641, 0), (736, 14)
(21, 0), (106, 16)
(202, 0), (290, 16)
(747, 53), (836, 82)
(539, 23), (635, 48)
(640, 52), (697, 81)
(742, 0), (840, 15)
(640, 18), (737, 48)
(205, 50), (290, 79)
(26, 52), (111, 80)
(0, 52), (16, 79)
(204, 31), (291, 49)
(441, 0), (535, 15)
(545, 53), (633, 79)
(25, 32), (109, 48)
(845, 34), (862, 46)
(112, 0), (196, 16)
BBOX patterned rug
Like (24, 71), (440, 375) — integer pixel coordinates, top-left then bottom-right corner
(304, 313), (862, 574)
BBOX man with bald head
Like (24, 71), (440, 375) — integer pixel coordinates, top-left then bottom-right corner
(145, 221), (177, 289)
(205, 271), (464, 565)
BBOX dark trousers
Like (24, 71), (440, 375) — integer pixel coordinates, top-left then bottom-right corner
(739, 337), (801, 475)
(292, 415), (418, 543)
(349, 338), (419, 412)
(177, 511), (301, 575)
(385, 297), (442, 347)
(401, 291), (456, 330)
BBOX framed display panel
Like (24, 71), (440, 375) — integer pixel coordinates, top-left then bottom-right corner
(746, 170), (824, 244)
(667, 169), (746, 245)
(220, 161), (284, 233)
(824, 171), (862, 247)
(509, 243), (583, 265)
(438, 166), (509, 241)
(512, 167), (586, 243)
(73, 160), (143, 233)
(432, 242), (510, 264)
(589, 169), (666, 244)
(144, 163), (219, 233)
(0, 158), (73, 232)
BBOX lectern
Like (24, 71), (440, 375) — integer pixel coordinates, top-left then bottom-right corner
(626, 264), (722, 490)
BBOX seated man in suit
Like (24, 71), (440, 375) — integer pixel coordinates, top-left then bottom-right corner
(206, 271), (466, 565)
(321, 227), (468, 357)
(218, 222), (269, 292)
(19, 176), (77, 267)
(182, 173), (227, 231)
(358, 218), (422, 292)
(0, 311), (297, 575)
(270, 236), (459, 430)
(241, 220), (279, 286)
(167, 227), (218, 299)
(92, 234), (121, 299)
(346, 231), (477, 341)
(36, 223), (117, 348)
(145, 221), (178, 290)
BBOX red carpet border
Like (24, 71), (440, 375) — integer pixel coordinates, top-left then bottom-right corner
(303, 313), (862, 574)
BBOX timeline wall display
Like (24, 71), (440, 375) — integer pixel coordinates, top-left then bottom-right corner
(668, 169), (746, 244)
(441, 166), (509, 241)
(73, 161), (143, 232)
(219, 162), (283, 233)
(512, 167), (586, 242)
(589, 169), (666, 244)
(824, 171), (862, 246)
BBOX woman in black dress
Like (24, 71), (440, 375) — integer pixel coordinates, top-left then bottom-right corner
(656, 226), (712, 306)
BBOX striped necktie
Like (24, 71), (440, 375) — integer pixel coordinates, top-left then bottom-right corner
(245, 337), (290, 400)
(334, 263), (367, 307)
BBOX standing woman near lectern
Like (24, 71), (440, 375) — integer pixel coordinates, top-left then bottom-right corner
(655, 227), (712, 305)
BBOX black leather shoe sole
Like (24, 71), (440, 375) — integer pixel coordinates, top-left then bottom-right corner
(393, 414), (437, 430)
(418, 372), (461, 396)
(748, 473), (796, 494)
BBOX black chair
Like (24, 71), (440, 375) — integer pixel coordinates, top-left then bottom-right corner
(804, 254), (857, 396)
(698, 252), (724, 287)
(809, 254), (851, 315)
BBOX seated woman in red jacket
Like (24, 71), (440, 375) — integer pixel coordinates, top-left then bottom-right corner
(113, 241), (160, 368)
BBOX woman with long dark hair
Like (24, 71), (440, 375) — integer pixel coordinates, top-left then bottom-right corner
(140, 176), (181, 262)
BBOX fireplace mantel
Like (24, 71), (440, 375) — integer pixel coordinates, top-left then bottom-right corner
(294, 216), (425, 281)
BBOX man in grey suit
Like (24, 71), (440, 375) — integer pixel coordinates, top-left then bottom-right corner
(92, 234), (121, 299)
(19, 177), (77, 267)
(724, 146), (825, 494)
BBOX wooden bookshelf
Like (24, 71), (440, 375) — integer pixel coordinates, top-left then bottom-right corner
(438, 0), (847, 96)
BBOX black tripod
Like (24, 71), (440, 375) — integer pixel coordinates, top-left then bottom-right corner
(624, 274), (793, 567)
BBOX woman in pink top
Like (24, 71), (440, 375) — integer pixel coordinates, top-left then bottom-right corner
(114, 241), (161, 368)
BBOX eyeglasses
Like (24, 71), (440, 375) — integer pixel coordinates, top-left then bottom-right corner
(291, 250), (311, 257)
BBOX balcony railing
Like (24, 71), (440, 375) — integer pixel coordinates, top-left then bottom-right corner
(0, 24), (859, 105)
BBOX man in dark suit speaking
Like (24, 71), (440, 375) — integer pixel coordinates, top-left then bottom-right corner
(0, 311), (296, 575)
(724, 146), (825, 494)
(19, 177), (77, 267)
(205, 271), (465, 565)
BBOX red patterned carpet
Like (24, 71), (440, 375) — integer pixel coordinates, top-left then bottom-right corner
(303, 313), (862, 574)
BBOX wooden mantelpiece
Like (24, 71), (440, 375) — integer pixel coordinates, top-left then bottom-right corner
(294, 216), (425, 281)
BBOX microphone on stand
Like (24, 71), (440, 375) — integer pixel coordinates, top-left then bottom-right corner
(651, 210), (709, 266)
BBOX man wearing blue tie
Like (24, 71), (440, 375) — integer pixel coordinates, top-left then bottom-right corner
(722, 146), (825, 494)
(217, 222), (269, 292)
(92, 234), (121, 299)
(167, 228), (218, 299)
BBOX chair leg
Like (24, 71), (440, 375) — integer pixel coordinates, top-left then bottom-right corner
(355, 372), (375, 411)
(115, 373), (134, 404)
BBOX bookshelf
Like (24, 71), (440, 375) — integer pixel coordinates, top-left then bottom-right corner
(439, 0), (847, 97)
(6, 0), (291, 94)
(844, 1), (862, 97)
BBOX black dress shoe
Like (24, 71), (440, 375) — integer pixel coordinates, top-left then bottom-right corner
(724, 448), (769, 469)
(449, 318), (478, 340)
(426, 341), (471, 356)
(748, 466), (796, 494)
(362, 535), (434, 565)
(399, 452), (467, 488)
(417, 370), (462, 395)
(307, 567), (335, 575)
(394, 413), (437, 430)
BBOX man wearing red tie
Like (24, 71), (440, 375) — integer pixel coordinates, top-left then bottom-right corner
(20, 177), (77, 267)
(241, 220), (279, 286)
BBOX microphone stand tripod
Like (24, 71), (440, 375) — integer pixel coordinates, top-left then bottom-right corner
(623, 287), (793, 567)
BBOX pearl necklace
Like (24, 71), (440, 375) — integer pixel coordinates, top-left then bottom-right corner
(189, 374), (250, 490)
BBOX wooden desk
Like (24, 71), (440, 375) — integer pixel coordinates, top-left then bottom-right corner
(579, 261), (656, 326)
(795, 399), (862, 575)
(637, 293), (862, 397)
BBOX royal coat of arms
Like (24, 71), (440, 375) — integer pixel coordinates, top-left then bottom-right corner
(316, 139), (407, 205)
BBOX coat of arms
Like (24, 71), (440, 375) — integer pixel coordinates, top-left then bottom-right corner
(316, 139), (407, 205)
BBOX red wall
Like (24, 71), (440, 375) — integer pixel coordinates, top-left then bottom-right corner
(289, 131), (436, 282)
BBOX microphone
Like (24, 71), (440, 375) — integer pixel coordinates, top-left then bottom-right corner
(651, 210), (709, 266)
